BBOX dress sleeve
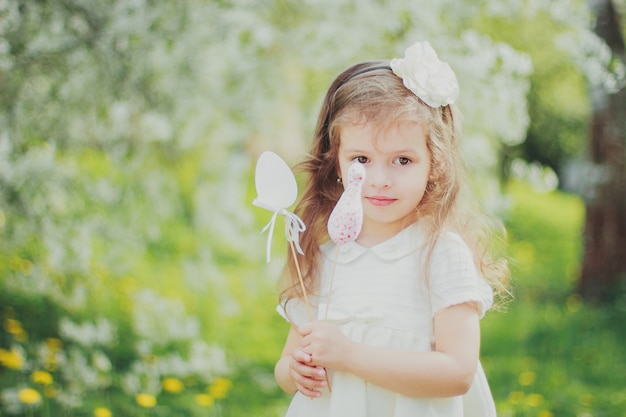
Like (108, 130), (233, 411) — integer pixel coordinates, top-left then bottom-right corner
(276, 298), (316, 326)
(428, 232), (493, 318)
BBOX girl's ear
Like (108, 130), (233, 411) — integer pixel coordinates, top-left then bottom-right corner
(336, 167), (343, 184)
(335, 153), (343, 180)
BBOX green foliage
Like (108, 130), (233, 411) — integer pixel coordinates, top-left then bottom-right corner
(505, 181), (584, 296)
(480, 182), (626, 417)
(478, 7), (591, 176)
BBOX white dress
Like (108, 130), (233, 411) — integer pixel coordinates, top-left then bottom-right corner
(277, 223), (497, 417)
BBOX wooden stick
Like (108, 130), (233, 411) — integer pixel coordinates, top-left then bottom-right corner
(289, 241), (313, 321)
(288, 241), (332, 392)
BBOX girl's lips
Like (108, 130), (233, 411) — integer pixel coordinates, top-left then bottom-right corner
(366, 196), (396, 207)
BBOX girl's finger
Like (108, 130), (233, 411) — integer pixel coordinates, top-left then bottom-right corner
(297, 383), (322, 398)
(291, 370), (323, 398)
(292, 347), (312, 364)
(294, 374), (327, 397)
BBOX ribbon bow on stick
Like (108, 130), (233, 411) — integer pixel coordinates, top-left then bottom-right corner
(252, 201), (305, 264)
(252, 151), (306, 263)
(252, 151), (310, 317)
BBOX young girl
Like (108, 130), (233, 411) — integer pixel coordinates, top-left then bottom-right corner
(274, 41), (509, 417)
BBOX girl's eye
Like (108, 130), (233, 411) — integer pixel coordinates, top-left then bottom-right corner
(393, 157), (411, 165)
(352, 156), (368, 164)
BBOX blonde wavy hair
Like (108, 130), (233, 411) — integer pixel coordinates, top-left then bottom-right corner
(279, 61), (510, 310)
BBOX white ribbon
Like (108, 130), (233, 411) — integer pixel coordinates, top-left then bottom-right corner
(253, 198), (306, 263)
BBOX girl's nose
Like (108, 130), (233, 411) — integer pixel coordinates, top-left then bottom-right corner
(367, 165), (391, 189)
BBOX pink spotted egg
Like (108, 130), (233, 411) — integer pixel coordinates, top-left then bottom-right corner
(327, 162), (365, 244)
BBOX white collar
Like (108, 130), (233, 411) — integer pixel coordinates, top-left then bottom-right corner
(320, 222), (428, 263)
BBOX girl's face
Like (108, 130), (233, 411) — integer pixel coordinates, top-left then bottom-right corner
(337, 119), (431, 246)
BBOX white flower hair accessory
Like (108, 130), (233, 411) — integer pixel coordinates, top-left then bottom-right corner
(390, 41), (459, 108)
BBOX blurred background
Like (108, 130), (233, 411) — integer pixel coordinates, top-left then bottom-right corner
(1, 0), (625, 416)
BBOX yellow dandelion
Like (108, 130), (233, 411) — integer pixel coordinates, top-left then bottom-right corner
(525, 393), (544, 407)
(0, 347), (24, 370)
(135, 393), (157, 408)
(44, 357), (58, 372)
(508, 391), (524, 405)
(18, 388), (42, 405)
(4, 317), (27, 342)
(15, 331), (28, 343)
(538, 411), (554, 417)
(31, 370), (54, 386)
(518, 370), (536, 386)
(195, 394), (214, 407)
(580, 393), (594, 407)
(94, 407), (113, 417)
(44, 338), (62, 371)
(162, 377), (184, 393)
(0, 348), (11, 366)
(209, 377), (232, 399)
(5, 319), (23, 335)
(46, 338), (63, 350)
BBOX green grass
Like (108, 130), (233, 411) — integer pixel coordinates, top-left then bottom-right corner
(479, 181), (626, 417)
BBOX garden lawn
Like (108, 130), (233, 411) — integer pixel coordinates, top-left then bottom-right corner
(481, 181), (626, 417)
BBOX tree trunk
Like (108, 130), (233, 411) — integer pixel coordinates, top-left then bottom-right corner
(578, 0), (626, 302)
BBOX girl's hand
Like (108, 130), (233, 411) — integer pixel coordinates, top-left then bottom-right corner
(289, 346), (328, 398)
(298, 321), (354, 370)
